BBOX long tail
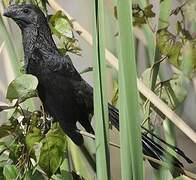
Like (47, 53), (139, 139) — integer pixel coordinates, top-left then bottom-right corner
(108, 103), (192, 177)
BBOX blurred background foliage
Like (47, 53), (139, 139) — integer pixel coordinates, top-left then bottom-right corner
(0, 0), (195, 179)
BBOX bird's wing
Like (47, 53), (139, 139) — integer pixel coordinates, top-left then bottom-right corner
(73, 80), (94, 116)
(45, 53), (94, 116)
(45, 53), (82, 81)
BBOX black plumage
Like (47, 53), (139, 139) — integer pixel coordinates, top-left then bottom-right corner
(3, 4), (192, 176)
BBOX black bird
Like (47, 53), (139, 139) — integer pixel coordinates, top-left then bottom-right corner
(3, 4), (192, 176)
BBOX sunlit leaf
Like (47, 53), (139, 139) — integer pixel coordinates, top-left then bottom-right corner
(25, 127), (43, 156)
(49, 11), (81, 55)
(38, 125), (67, 176)
(3, 165), (18, 180)
(59, 159), (72, 179)
(6, 74), (38, 103)
(157, 29), (182, 68)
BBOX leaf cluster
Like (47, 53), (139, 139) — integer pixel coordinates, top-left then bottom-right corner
(114, 4), (155, 26)
(0, 75), (84, 179)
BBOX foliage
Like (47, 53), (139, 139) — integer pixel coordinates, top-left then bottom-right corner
(0, 0), (195, 179)
(0, 75), (83, 179)
(6, 74), (38, 103)
(48, 10), (81, 56)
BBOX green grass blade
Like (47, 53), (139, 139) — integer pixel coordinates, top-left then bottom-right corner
(139, 0), (156, 64)
(116, 1), (144, 180)
(68, 141), (93, 180)
(0, 16), (20, 76)
(93, 0), (110, 179)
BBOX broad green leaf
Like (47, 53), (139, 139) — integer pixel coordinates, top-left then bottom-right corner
(25, 127), (43, 155)
(68, 140), (93, 180)
(6, 74), (38, 103)
(8, 141), (22, 163)
(0, 142), (9, 163)
(49, 11), (80, 55)
(38, 126), (67, 176)
(24, 169), (45, 180)
(60, 159), (72, 179)
(55, 17), (72, 37)
(49, 11), (72, 38)
(157, 29), (182, 68)
(3, 165), (18, 180)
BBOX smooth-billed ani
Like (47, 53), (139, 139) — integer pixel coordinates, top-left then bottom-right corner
(3, 4), (192, 176)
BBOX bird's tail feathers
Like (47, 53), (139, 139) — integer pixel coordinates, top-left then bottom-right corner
(108, 103), (192, 177)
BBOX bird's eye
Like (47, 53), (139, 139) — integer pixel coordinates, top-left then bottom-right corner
(23, 9), (29, 14)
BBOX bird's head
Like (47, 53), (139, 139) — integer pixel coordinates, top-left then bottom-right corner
(3, 4), (46, 29)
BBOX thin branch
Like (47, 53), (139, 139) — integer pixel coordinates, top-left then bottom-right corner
(79, 131), (120, 148)
(48, 0), (196, 143)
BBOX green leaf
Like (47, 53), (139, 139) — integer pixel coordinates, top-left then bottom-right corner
(49, 11), (72, 38)
(38, 126), (67, 177)
(3, 165), (18, 180)
(144, 4), (155, 18)
(24, 169), (45, 180)
(49, 11), (81, 55)
(8, 141), (22, 163)
(157, 29), (182, 68)
(59, 159), (72, 179)
(55, 17), (72, 37)
(25, 127), (43, 156)
(0, 124), (15, 139)
(6, 74), (38, 103)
